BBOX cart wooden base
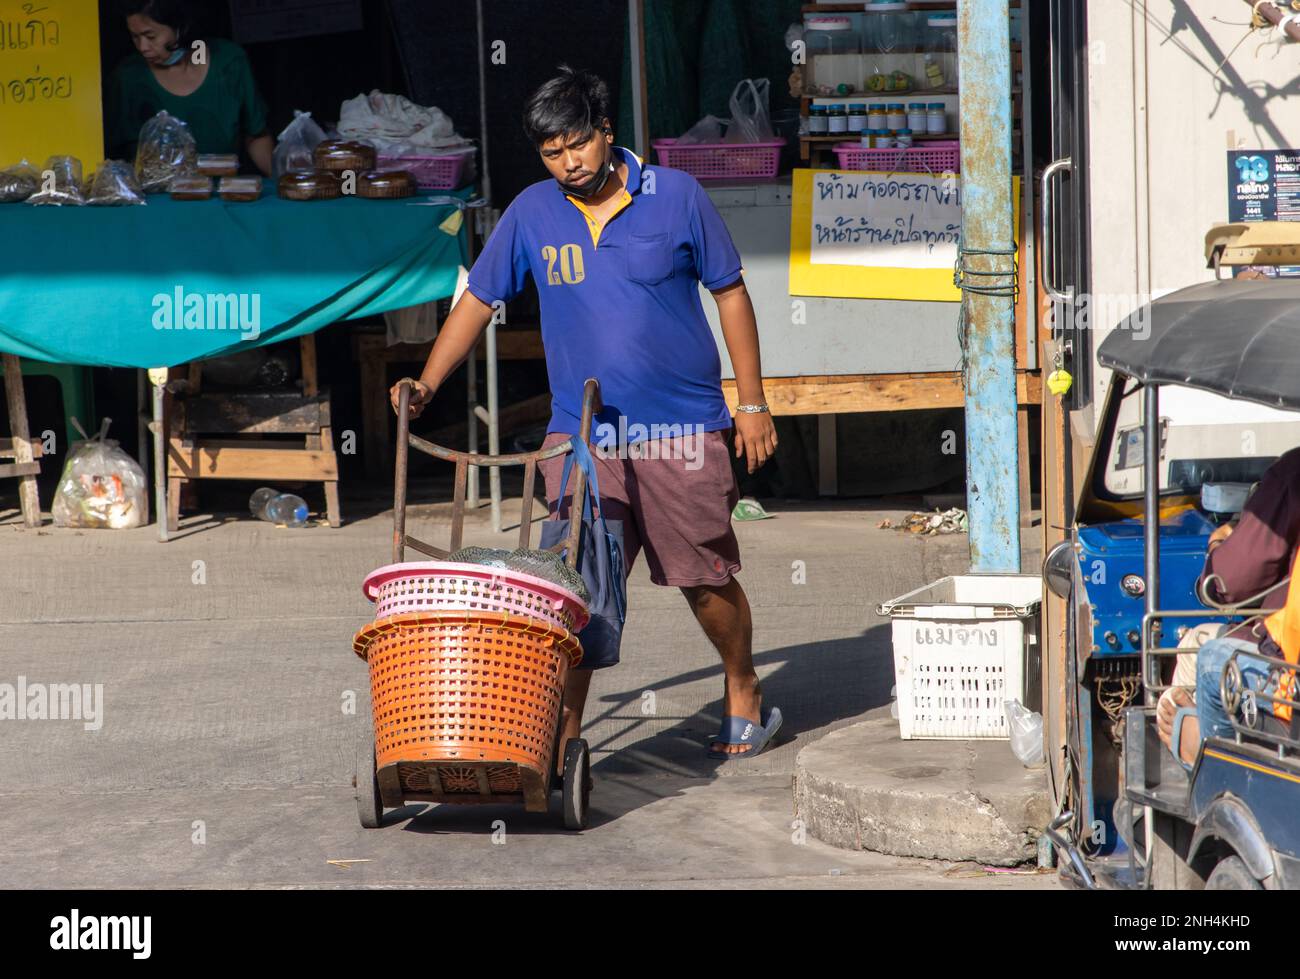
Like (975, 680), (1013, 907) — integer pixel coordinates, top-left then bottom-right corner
(354, 723), (591, 830)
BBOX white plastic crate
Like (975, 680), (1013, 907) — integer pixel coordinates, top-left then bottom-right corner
(877, 575), (1042, 740)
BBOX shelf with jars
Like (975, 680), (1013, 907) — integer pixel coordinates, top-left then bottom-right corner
(794, 2), (1022, 166)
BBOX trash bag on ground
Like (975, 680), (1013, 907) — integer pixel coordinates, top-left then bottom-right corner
(135, 111), (198, 192)
(273, 110), (327, 178)
(52, 428), (148, 529)
(1005, 700), (1044, 767)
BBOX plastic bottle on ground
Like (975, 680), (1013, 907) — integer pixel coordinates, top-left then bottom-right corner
(266, 493), (310, 527)
(249, 487), (310, 527)
(249, 487), (278, 519)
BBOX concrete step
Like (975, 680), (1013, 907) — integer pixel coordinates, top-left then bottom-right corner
(793, 715), (1052, 866)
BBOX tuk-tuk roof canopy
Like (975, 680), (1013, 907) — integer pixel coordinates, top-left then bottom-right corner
(1096, 277), (1300, 411)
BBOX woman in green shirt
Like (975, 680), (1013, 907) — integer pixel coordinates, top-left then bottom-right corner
(105, 0), (275, 175)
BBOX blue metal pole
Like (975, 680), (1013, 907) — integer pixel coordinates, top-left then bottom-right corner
(958, 0), (1020, 572)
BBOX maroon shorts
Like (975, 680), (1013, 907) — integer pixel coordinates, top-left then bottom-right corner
(538, 430), (742, 587)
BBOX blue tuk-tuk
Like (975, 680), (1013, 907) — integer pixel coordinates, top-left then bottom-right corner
(1043, 223), (1300, 889)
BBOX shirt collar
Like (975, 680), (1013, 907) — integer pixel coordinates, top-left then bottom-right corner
(613, 145), (643, 196)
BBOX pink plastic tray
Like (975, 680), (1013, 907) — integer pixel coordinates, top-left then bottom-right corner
(362, 561), (590, 633)
(651, 138), (784, 180)
(376, 152), (473, 190)
(831, 140), (960, 174)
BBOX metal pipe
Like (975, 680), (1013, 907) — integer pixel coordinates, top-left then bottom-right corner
(150, 368), (166, 542)
(1021, 10), (1036, 371)
(474, 0), (492, 203)
(1240, 0), (1300, 43)
(1143, 383), (1160, 700)
(1040, 158), (1073, 305)
(959, 0), (1020, 572)
(628, 0), (650, 159)
(467, 339), (479, 509)
(1045, 812), (1096, 889)
(394, 382), (411, 564)
(486, 316), (501, 533)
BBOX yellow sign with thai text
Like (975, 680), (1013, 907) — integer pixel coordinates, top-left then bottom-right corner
(0, 0), (103, 171)
(790, 168), (1020, 302)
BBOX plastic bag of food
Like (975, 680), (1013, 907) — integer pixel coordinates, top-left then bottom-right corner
(725, 79), (774, 144)
(26, 155), (86, 206)
(135, 110), (198, 193)
(0, 159), (39, 203)
(273, 109), (327, 178)
(1005, 700), (1045, 767)
(52, 427), (148, 530)
(86, 159), (146, 206)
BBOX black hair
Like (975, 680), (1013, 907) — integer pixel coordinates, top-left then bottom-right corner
(522, 65), (611, 147)
(119, 0), (193, 43)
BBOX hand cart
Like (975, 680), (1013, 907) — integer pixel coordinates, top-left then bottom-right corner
(353, 377), (602, 830)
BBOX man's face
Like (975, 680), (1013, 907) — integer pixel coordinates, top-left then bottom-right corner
(538, 125), (612, 193)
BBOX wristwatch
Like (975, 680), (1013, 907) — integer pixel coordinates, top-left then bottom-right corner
(735, 403), (770, 414)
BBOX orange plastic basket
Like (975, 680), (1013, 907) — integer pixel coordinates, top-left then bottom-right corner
(352, 610), (583, 787)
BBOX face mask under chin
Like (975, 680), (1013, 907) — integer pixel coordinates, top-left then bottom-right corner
(560, 148), (614, 199)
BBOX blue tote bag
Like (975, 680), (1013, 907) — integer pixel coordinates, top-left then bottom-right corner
(538, 437), (627, 669)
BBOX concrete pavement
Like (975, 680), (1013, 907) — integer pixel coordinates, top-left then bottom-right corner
(0, 486), (1057, 889)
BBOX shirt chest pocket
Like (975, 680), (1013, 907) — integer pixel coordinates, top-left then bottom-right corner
(626, 233), (674, 285)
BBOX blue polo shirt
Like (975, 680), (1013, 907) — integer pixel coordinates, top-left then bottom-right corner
(466, 146), (742, 441)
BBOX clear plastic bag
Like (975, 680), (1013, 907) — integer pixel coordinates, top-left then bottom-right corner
(273, 110), (327, 178)
(52, 429), (148, 529)
(135, 110), (198, 193)
(0, 159), (39, 203)
(726, 79), (774, 143)
(27, 156), (86, 206)
(677, 114), (728, 145)
(1005, 700), (1045, 767)
(86, 159), (146, 206)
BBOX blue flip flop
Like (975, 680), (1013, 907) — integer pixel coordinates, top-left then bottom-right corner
(708, 705), (784, 760)
(1169, 706), (1197, 772)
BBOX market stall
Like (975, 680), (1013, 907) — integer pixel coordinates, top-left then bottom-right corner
(633, 0), (1037, 502)
(0, 2), (490, 539)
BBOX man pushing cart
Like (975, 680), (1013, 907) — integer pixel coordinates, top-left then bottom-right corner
(390, 65), (783, 768)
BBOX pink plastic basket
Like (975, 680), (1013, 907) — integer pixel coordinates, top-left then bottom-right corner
(831, 140), (960, 175)
(361, 561), (590, 633)
(376, 151), (474, 190)
(651, 138), (784, 180)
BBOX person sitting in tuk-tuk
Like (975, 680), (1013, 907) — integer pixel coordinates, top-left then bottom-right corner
(1157, 449), (1300, 767)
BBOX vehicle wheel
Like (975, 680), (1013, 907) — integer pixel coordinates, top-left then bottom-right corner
(1206, 855), (1263, 890)
(355, 723), (383, 829)
(561, 738), (591, 830)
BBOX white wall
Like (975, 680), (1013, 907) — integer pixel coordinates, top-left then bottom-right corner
(1085, 1), (1300, 420)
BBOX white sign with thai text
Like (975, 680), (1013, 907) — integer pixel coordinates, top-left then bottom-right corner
(809, 171), (962, 269)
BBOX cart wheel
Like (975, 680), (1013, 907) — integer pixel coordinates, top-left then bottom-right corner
(561, 738), (591, 830)
(355, 723), (383, 829)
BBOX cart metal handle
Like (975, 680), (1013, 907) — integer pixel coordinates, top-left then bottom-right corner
(392, 377), (602, 567)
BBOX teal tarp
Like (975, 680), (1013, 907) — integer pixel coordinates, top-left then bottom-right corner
(0, 180), (471, 368)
